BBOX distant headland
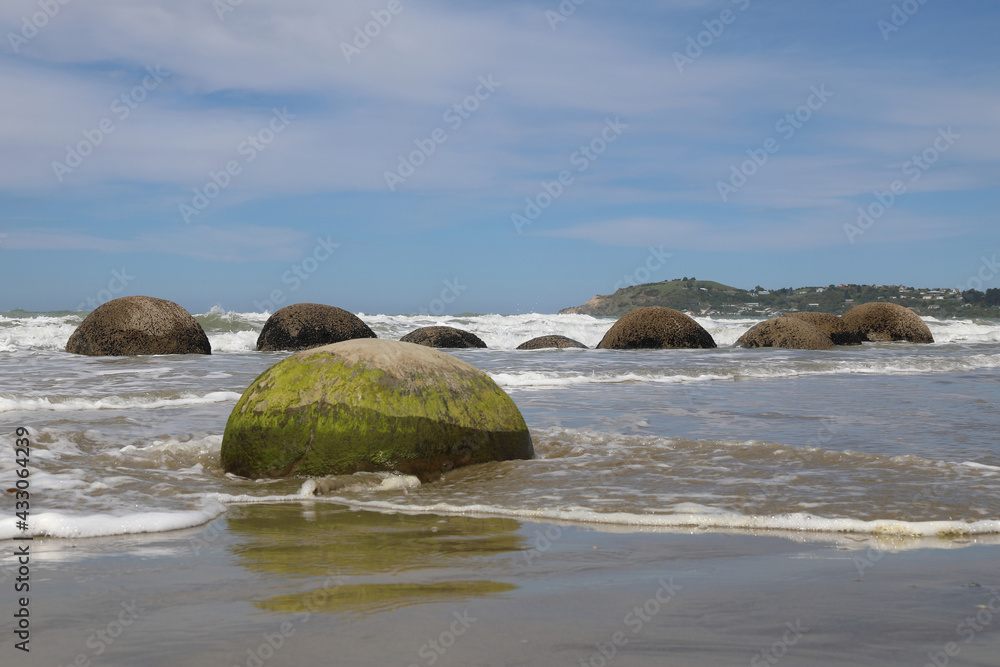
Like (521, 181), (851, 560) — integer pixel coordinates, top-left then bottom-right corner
(559, 279), (1000, 318)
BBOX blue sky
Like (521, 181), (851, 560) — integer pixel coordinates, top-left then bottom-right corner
(1, 0), (997, 314)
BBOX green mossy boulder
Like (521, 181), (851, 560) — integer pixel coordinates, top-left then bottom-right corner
(66, 295), (211, 356)
(221, 339), (532, 481)
(842, 302), (934, 343)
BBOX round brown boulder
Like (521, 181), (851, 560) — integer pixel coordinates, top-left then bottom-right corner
(735, 317), (835, 350)
(841, 302), (934, 343)
(596, 307), (716, 350)
(66, 296), (211, 356)
(400, 326), (486, 348)
(516, 335), (588, 350)
(786, 312), (864, 345)
(256, 303), (376, 352)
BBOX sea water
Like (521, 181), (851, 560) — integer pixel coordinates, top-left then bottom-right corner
(1, 308), (999, 545)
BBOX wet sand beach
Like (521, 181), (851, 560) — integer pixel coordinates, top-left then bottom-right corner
(13, 503), (1000, 667)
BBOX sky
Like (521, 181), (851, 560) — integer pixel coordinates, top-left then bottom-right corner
(0, 0), (998, 314)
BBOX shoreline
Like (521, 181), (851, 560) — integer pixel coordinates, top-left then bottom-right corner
(8, 503), (1000, 666)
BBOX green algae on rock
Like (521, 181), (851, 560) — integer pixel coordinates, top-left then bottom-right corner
(221, 339), (533, 480)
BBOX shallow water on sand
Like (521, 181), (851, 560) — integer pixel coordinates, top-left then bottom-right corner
(1, 310), (999, 544)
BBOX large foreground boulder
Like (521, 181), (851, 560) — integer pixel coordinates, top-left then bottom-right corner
(841, 302), (934, 343)
(220, 339), (532, 481)
(785, 312), (864, 345)
(400, 326), (486, 348)
(257, 303), (376, 351)
(597, 307), (716, 349)
(735, 317), (835, 350)
(66, 296), (211, 356)
(516, 335), (587, 350)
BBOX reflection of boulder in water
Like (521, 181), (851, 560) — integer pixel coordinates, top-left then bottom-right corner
(224, 503), (523, 615)
(258, 579), (517, 616)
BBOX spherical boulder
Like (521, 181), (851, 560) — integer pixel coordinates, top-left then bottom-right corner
(220, 339), (532, 481)
(786, 312), (864, 346)
(735, 317), (835, 350)
(841, 302), (934, 343)
(400, 326), (486, 348)
(66, 296), (211, 356)
(256, 303), (376, 351)
(516, 335), (588, 350)
(596, 307), (716, 350)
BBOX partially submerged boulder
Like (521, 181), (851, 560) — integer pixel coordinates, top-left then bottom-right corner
(66, 296), (211, 356)
(220, 339), (532, 481)
(516, 335), (587, 350)
(596, 307), (716, 350)
(735, 317), (835, 350)
(256, 303), (375, 352)
(841, 302), (934, 343)
(786, 312), (864, 346)
(400, 326), (486, 348)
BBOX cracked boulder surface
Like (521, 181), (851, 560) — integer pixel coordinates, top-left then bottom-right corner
(220, 339), (533, 481)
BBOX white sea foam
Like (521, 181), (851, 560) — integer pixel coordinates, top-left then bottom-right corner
(0, 504), (226, 540)
(2, 310), (999, 352)
(269, 496), (1000, 539)
(0, 391), (242, 413)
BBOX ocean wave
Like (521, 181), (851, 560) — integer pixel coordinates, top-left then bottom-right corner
(0, 505), (226, 540)
(1, 310), (999, 351)
(0, 391), (242, 413)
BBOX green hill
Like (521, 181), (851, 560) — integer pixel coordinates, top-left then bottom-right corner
(559, 279), (999, 318)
